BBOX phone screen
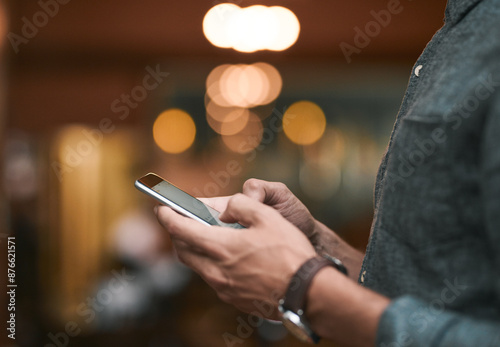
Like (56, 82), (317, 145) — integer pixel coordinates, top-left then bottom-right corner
(136, 173), (245, 229)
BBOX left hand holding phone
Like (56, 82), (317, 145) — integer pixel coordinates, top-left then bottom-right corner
(155, 193), (316, 319)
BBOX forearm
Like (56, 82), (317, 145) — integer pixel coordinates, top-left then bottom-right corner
(310, 220), (365, 281)
(306, 267), (390, 347)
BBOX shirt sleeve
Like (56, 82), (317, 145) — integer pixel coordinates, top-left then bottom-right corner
(480, 74), (500, 306)
(376, 296), (500, 346)
(376, 75), (500, 347)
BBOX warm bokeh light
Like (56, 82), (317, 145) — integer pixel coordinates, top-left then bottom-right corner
(203, 4), (300, 53)
(206, 64), (233, 108)
(226, 5), (277, 53)
(202, 3), (240, 48)
(205, 100), (232, 122)
(153, 109), (196, 154)
(220, 64), (266, 107)
(206, 63), (282, 108)
(253, 62), (282, 105)
(206, 64), (230, 92)
(267, 6), (301, 51)
(206, 106), (250, 135)
(283, 101), (327, 145)
(222, 112), (263, 153)
(300, 127), (345, 199)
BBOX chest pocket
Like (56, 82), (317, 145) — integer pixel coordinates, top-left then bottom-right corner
(377, 114), (461, 249)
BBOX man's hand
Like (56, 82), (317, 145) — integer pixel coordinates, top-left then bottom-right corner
(156, 190), (386, 347)
(241, 178), (317, 238)
(199, 178), (364, 280)
(155, 193), (316, 319)
(200, 179), (317, 240)
(236, 178), (365, 279)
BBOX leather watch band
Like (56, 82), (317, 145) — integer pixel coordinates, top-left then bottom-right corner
(279, 255), (348, 344)
(282, 256), (335, 313)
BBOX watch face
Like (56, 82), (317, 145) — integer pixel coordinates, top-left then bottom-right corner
(281, 311), (316, 343)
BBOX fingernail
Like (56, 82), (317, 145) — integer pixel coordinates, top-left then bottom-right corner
(153, 205), (158, 215)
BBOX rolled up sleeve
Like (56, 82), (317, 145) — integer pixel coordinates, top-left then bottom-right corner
(377, 296), (500, 346)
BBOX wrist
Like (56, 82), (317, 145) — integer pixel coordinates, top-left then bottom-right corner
(308, 220), (325, 251)
(279, 255), (348, 344)
(309, 221), (365, 281)
(305, 266), (346, 337)
(305, 266), (390, 346)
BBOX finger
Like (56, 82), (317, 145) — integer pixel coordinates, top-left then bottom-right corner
(172, 237), (208, 258)
(155, 205), (230, 259)
(242, 178), (267, 202)
(171, 238), (213, 270)
(219, 193), (274, 227)
(242, 178), (290, 206)
(171, 239), (230, 292)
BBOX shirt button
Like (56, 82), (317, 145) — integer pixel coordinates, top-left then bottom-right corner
(414, 65), (423, 77)
(360, 270), (366, 283)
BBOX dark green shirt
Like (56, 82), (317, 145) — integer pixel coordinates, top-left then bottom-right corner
(360, 0), (500, 345)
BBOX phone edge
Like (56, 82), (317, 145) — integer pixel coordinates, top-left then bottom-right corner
(134, 179), (212, 227)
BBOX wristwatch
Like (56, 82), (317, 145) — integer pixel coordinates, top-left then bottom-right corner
(278, 254), (348, 344)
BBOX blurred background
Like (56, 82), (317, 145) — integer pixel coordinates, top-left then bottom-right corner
(0, 0), (447, 346)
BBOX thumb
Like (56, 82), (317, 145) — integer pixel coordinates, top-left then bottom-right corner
(220, 193), (272, 228)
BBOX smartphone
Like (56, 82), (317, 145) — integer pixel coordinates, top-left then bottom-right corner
(135, 173), (245, 229)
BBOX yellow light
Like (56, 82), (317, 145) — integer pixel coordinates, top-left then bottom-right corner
(220, 64), (269, 107)
(202, 4), (300, 53)
(222, 112), (263, 153)
(153, 109), (196, 154)
(283, 101), (326, 146)
(227, 5), (277, 53)
(253, 62), (282, 105)
(206, 100), (232, 122)
(268, 6), (300, 51)
(206, 106), (249, 135)
(206, 64), (230, 91)
(206, 64), (232, 108)
(203, 3), (240, 48)
(238, 65), (268, 106)
(220, 109), (250, 135)
(219, 65), (246, 106)
(206, 63), (281, 108)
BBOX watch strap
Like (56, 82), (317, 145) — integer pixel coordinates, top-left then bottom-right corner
(282, 256), (335, 313)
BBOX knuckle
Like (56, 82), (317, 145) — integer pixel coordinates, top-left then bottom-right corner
(210, 243), (229, 260)
(217, 292), (233, 304)
(274, 181), (289, 192)
(228, 193), (246, 206)
(207, 273), (230, 292)
(243, 178), (262, 191)
(174, 251), (189, 267)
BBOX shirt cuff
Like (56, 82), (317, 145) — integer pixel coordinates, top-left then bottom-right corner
(376, 295), (462, 347)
